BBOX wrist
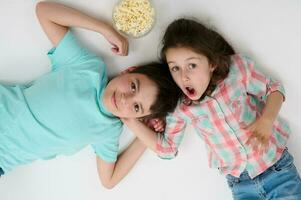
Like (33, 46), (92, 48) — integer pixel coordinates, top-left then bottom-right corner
(260, 115), (274, 125)
(95, 21), (112, 36)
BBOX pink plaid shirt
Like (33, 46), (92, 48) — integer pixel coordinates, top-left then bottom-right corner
(157, 54), (290, 178)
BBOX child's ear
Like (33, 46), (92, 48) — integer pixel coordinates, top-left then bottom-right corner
(210, 64), (216, 72)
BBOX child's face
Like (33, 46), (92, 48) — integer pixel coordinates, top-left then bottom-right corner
(103, 73), (158, 118)
(165, 47), (215, 100)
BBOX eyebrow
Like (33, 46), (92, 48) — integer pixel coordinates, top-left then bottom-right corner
(135, 78), (144, 114)
(167, 57), (200, 64)
(186, 57), (200, 61)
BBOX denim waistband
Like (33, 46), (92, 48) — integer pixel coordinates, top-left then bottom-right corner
(226, 148), (289, 182)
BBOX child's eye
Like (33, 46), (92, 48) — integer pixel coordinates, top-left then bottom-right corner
(134, 104), (140, 113)
(131, 82), (136, 92)
(188, 63), (197, 69)
(171, 66), (179, 72)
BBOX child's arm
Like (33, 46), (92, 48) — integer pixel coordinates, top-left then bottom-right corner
(122, 115), (186, 160)
(122, 118), (159, 153)
(95, 118), (164, 189)
(36, 1), (128, 55)
(261, 91), (284, 123)
(246, 91), (284, 154)
(96, 138), (146, 189)
(36, 1), (137, 189)
(240, 55), (286, 154)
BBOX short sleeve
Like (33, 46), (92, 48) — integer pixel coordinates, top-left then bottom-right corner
(156, 109), (187, 159)
(91, 132), (121, 163)
(47, 31), (105, 72)
(233, 54), (286, 102)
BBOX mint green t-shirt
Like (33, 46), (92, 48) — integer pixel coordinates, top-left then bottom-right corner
(0, 31), (122, 172)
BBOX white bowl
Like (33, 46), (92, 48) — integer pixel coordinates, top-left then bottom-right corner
(112, 0), (155, 38)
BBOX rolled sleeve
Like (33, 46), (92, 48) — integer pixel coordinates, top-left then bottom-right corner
(238, 55), (286, 102)
(156, 111), (186, 159)
(265, 78), (286, 101)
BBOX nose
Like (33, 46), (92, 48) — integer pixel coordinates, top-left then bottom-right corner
(120, 92), (134, 106)
(181, 69), (189, 82)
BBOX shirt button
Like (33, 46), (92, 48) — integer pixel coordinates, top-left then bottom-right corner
(217, 113), (224, 118)
(239, 146), (245, 152)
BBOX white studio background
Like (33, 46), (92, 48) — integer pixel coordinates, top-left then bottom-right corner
(0, 0), (300, 200)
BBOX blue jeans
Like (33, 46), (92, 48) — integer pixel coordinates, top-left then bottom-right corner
(226, 149), (301, 200)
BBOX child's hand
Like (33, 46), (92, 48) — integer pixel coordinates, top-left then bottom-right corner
(121, 117), (165, 133)
(245, 117), (273, 155)
(104, 27), (129, 56)
(143, 118), (166, 133)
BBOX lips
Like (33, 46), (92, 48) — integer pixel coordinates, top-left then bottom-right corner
(185, 86), (196, 97)
(112, 91), (118, 109)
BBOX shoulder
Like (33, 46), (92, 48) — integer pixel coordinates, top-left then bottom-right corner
(48, 31), (105, 71)
(228, 54), (255, 80)
(167, 98), (200, 121)
(230, 54), (254, 70)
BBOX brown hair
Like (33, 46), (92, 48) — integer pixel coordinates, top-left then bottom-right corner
(130, 62), (182, 118)
(161, 18), (235, 101)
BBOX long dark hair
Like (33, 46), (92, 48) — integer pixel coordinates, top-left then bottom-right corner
(161, 18), (235, 101)
(130, 62), (182, 118)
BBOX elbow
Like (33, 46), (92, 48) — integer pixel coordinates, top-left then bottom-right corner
(36, 1), (45, 15)
(35, 2), (46, 19)
(98, 175), (117, 190)
(35, 1), (52, 18)
(100, 180), (116, 190)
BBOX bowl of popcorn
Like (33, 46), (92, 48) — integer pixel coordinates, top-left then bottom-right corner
(112, 0), (155, 38)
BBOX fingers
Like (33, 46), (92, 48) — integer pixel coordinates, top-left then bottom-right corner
(154, 121), (165, 132)
(123, 39), (129, 55)
(245, 123), (255, 132)
(259, 137), (269, 155)
(144, 118), (165, 132)
(155, 120), (165, 132)
(111, 46), (118, 54)
(246, 131), (269, 156)
(247, 137), (262, 156)
(112, 39), (128, 56)
(246, 136), (258, 152)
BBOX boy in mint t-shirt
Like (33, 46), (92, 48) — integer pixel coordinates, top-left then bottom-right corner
(0, 2), (180, 188)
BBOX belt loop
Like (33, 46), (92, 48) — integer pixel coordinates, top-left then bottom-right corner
(234, 178), (240, 183)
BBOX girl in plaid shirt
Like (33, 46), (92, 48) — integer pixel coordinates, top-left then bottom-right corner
(122, 18), (301, 199)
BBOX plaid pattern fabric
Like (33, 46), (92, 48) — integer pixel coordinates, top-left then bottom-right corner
(157, 54), (290, 178)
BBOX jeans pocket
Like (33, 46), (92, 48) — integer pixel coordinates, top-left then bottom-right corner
(226, 179), (234, 188)
(226, 175), (235, 188)
(272, 150), (294, 172)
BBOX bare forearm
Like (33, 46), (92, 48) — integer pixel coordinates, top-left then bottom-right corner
(110, 139), (146, 186)
(125, 121), (158, 153)
(96, 138), (146, 189)
(262, 91), (284, 122)
(36, 1), (113, 45)
(38, 2), (110, 33)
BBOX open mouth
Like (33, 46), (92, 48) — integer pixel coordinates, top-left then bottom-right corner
(185, 86), (196, 97)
